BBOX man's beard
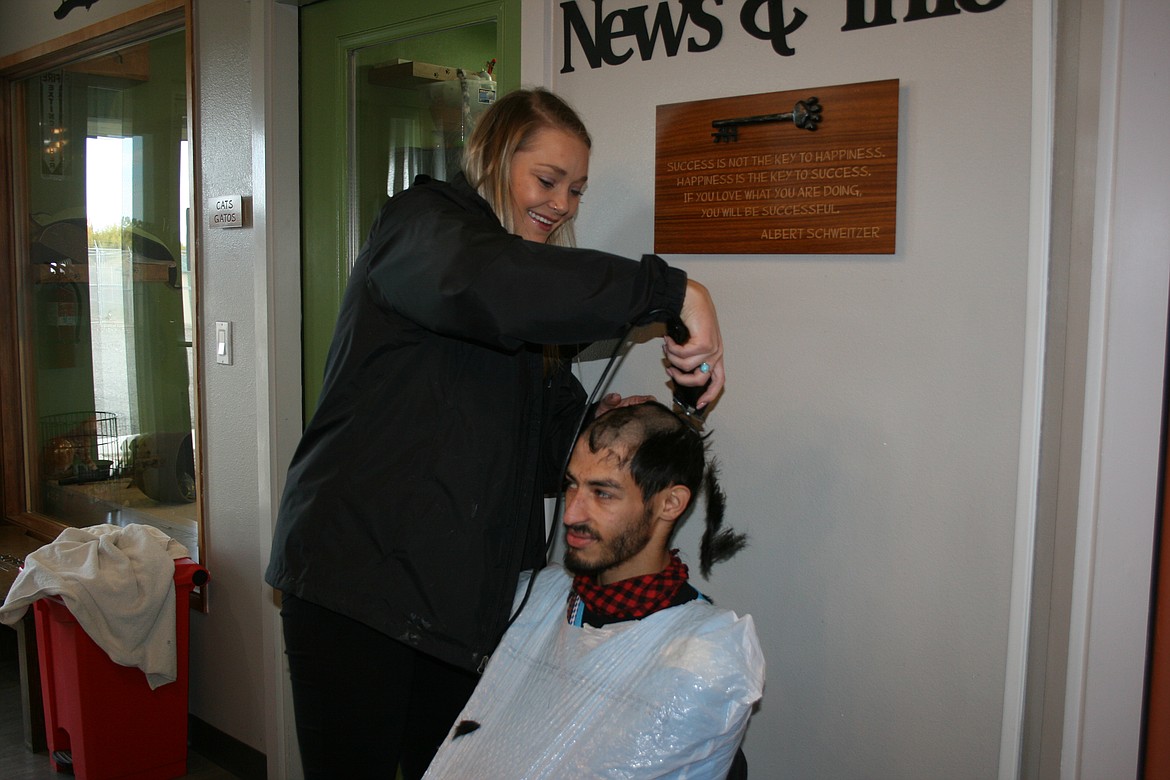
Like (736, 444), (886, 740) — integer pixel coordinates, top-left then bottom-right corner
(563, 506), (654, 579)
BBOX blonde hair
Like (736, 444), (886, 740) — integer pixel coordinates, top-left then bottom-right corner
(463, 88), (591, 248)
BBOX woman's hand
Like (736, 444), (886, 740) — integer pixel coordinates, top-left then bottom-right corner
(664, 280), (724, 410)
(596, 393), (657, 417)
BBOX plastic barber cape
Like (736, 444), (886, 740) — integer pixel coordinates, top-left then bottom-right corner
(424, 565), (765, 779)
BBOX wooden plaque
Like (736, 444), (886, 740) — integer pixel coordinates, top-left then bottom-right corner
(655, 79), (899, 254)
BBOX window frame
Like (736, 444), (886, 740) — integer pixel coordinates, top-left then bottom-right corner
(0, 0), (205, 591)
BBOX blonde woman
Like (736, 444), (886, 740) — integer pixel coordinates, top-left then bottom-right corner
(266, 88), (724, 779)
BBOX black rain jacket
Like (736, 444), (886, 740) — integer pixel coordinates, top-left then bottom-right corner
(265, 174), (687, 671)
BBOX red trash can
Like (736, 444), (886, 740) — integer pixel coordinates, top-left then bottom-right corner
(33, 557), (209, 780)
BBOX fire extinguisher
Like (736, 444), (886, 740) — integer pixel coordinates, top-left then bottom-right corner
(44, 277), (81, 369)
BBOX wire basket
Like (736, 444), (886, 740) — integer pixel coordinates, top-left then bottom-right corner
(40, 411), (119, 484)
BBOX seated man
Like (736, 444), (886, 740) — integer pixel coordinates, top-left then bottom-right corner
(424, 401), (764, 779)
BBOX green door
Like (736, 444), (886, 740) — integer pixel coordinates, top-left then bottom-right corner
(300, 0), (520, 417)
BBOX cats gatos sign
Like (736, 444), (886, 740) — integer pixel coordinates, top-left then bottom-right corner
(560, 0), (1008, 71)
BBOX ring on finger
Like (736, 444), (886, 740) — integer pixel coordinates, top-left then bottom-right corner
(699, 362), (711, 374)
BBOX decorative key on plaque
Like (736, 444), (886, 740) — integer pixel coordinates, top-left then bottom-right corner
(711, 96), (823, 142)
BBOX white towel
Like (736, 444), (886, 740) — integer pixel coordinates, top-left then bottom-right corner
(0, 523), (189, 689)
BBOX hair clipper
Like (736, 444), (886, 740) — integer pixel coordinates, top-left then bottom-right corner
(666, 316), (710, 423)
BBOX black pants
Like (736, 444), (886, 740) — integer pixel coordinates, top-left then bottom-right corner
(280, 594), (480, 780)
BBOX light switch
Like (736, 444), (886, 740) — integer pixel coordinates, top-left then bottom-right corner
(215, 321), (233, 365)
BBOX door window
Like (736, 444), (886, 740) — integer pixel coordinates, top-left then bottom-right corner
(300, 0), (516, 415)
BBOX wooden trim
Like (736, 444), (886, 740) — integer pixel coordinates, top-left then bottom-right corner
(1144, 370), (1170, 776)
(0, 74), (21, 526)
(10, 78), (39, 532)
(4, 514), (63, 544)
(184, 1), (208, 611)
(0, 77), (39, 533)
(0, 0), (183, 77)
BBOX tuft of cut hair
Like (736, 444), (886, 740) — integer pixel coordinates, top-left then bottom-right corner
(699, 459), (748, 577)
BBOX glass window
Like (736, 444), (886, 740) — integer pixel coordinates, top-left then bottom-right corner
(347, 23), (498, 265)
(300, 11), (501, 414)
(17, 29), (201, 559)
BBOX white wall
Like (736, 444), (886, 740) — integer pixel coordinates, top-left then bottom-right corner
(187, 0), (266, 754)
(532, 2), (1039, 777)
(1062, 0), (1170, 774)
(188, 0), (302, 765)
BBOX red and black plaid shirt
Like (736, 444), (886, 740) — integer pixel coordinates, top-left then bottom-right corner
(568, 550), (695, 626)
